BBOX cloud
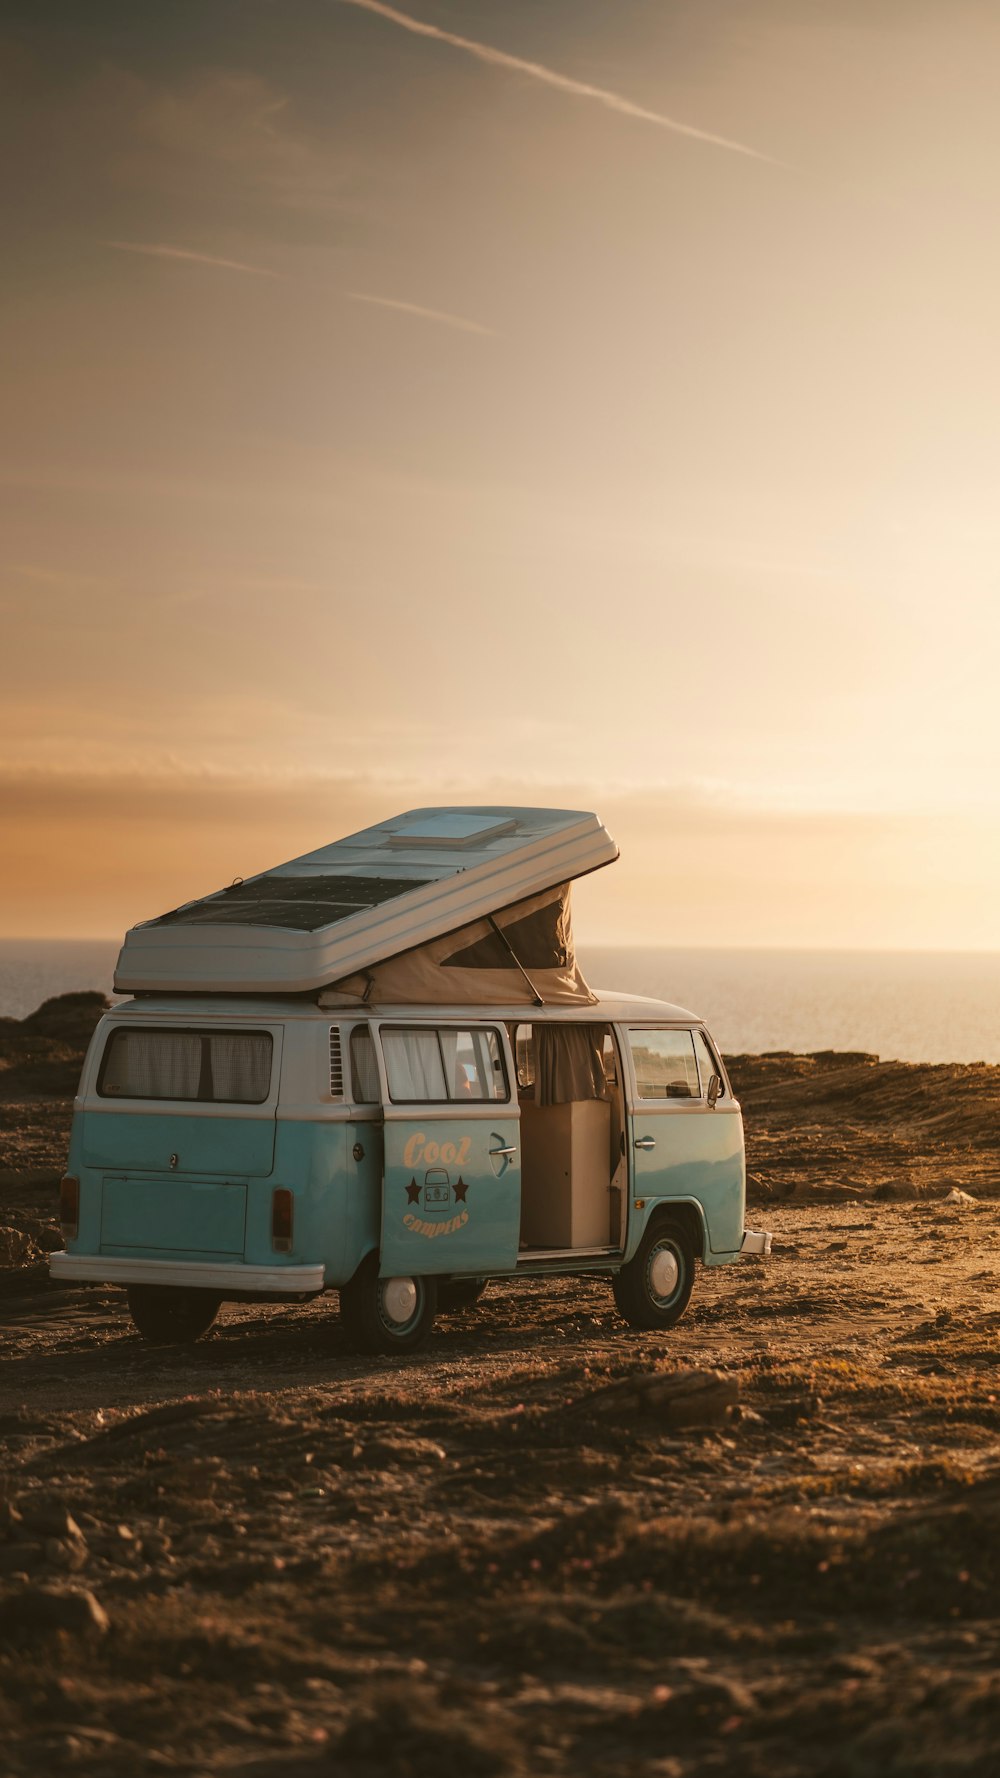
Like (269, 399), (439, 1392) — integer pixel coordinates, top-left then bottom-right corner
(346, 291), (494, 334)
(339, 0), (775, 163)
(107, 240), (278, 276)
(2, 765), (992, 947)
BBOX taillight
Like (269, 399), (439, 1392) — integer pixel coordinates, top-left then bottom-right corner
(271, 1188), (293, 1252)
(60, 1175), (79, 1239)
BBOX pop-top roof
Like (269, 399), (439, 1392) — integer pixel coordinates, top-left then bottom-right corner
(114, 806), (618, 995)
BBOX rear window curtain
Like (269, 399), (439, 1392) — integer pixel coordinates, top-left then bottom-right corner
(99, 1030), (272, 1103)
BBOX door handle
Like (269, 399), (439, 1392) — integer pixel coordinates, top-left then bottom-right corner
(633, 1136), (656, 1150)
(490, 1144), (517, 1157)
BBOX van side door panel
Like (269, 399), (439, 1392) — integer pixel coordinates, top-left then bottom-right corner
(624, 1027), (745, 1254)
(374, 1022), (521, 1277)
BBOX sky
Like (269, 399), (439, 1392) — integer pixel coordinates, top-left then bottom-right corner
(2, 0), (999, 947)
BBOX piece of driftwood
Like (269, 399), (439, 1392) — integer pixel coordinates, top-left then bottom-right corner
(572, 1368), (739, 1428)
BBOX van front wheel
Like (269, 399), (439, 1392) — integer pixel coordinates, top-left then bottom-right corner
(126, 1285), (222, 1345)
(612, 1218), (695, 1331)
(339, 1255), (437, 1355)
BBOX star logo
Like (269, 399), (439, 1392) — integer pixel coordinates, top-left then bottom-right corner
(453, 1177), (469, 1203)
(405, 1179), (421, 1204)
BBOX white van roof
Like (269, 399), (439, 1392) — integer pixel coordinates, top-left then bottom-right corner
(114, 806), (618, 995)
(102, 988), (700, 1025)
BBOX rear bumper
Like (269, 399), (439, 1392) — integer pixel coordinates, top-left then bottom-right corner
(49, 1253), (326, 1294)
(741, 1228), (773, 1256)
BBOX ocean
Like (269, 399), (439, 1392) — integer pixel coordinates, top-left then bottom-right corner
(1, 938), (998, 1065)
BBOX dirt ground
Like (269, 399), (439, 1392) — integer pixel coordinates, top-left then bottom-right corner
(2, 998), (1000, 1776)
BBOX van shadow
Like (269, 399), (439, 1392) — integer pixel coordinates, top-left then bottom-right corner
(8, 1276), (668, 1406)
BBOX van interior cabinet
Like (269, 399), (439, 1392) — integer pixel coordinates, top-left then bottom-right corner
(519, 1099), (611, 1249)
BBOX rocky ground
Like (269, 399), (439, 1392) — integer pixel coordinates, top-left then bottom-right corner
(2, 997), (999, 1776)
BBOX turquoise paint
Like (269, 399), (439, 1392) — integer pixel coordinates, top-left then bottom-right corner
(101, 1177), (247, 1255)
(66, 1111), (384, 1288)
(81, 1109), (276, 1178)
(380, 1114), (521, 1277)
(65, 1122), (103, 1259)
(626, 1105), (745, 1256)
(247, 1117), (380, 1285)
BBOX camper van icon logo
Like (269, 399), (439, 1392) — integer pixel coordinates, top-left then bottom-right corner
(423, 1169), (451, 1209)
(402, 1167), (471, 1239)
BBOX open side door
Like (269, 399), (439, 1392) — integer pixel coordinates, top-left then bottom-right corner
(373, 1020), (521, 1278)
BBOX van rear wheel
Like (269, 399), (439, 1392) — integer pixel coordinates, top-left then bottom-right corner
(126, 1285), (222, 1345)
(612, 1217), (695, 1331)
(339, 1254), (437, 1355)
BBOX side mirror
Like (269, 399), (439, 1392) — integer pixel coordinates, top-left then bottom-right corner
(707, 1072), (723, 1107)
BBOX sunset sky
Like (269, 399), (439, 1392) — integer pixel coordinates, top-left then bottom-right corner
(3, 1), (998, 948)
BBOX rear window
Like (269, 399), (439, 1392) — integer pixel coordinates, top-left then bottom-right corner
(98, 1028), (273, 1104)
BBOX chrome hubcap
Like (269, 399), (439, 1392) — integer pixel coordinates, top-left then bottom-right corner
(381, 1276), (418, 1326)
(649, 1245), (680, 1302)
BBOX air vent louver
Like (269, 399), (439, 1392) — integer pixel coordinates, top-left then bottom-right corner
(329, 1028), (344, 1098)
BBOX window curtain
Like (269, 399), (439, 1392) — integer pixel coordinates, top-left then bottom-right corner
(382, 1029), (448, 1101)
(100, 1030), (271, 1101)
(535, 1025), (608, 1105)
(208, 1033), (271, 1102)
(104, 1032), (202, 1099)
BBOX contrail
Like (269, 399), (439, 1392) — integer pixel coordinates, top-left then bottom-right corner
(340, 0), (774, 163)
(107, 242), (278, 277)
(346, 291), (494, 334)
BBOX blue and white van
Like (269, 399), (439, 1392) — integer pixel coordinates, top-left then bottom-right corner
(50, 808), (770, 1349)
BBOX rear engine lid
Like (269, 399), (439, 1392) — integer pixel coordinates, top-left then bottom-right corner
(100, 1177), (247, 1256)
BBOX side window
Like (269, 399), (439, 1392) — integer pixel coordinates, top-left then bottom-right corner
(628, 1029), (700, 1100)
(381, 1027), (508, 1104)
(349, 1026), (380, 1102)
(693, 1029), (725, 1099)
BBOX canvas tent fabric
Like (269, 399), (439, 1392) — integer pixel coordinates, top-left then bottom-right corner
(325, 883), (596, 1007)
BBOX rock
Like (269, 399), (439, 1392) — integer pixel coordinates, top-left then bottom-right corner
(0, 1585), (110, 1639)
(0, 1498), (23, 1537)
(651, 1673), (758, 1723)
(0, 1227), (33, 1266)
(18, 990), (109, 1044)
(0, 1543), (44, 1576)
(944, 1188), (977, 1205)
(361, 1434), (447, 1466)
(574, 1368), (740, 1428)
(45, 1537), (89, 1573)
(33, 1224), (65, 1254)
(23, 1504), (86, 1542)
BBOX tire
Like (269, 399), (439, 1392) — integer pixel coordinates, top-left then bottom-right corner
(438, 1277), (488, 1312)
(612, 1216), (696, 1331)
(339, 1254), (437, 1355)
(126, 1285), (222, 1345)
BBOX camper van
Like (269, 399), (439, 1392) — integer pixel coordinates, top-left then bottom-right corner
(50, 807), (770, 1351)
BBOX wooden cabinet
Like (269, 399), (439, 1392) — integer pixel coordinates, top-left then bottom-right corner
(519, 1099), (611, 1249)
